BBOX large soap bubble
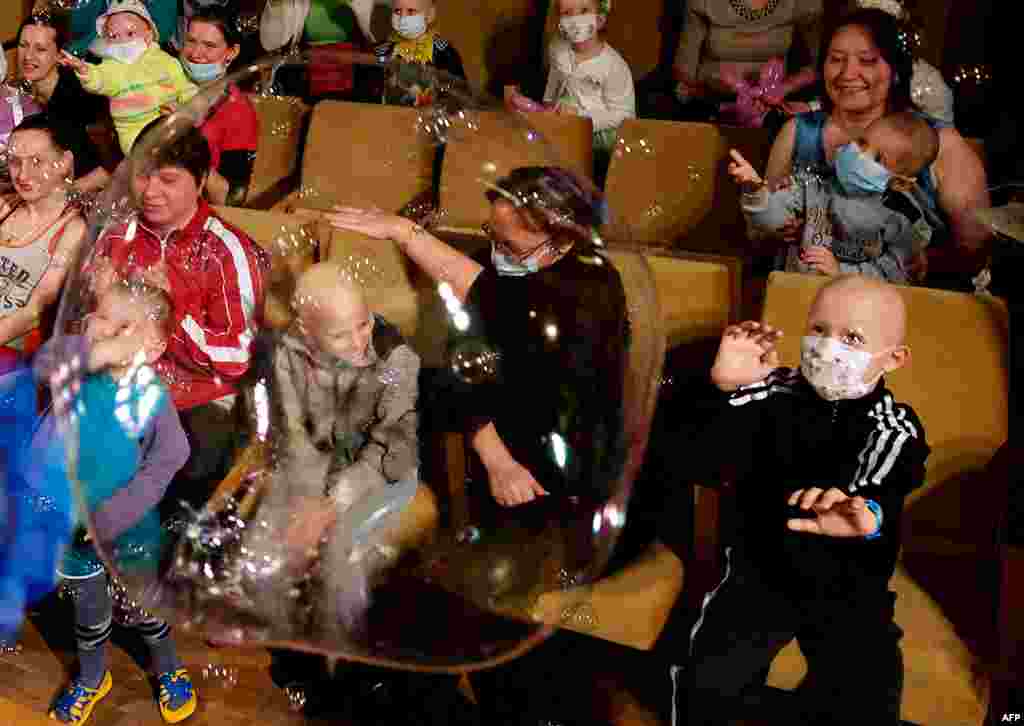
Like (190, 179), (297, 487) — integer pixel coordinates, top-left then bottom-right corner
(42, 51), (662, 671)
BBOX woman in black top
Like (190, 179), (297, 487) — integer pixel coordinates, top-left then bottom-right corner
(328, 166), (627, 519)
(15, 13), (110, 193)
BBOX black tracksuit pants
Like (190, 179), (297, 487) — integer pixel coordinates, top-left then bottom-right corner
(676, 548), (904, 726)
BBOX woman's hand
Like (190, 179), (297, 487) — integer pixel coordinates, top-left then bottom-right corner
(710, 321), (781, 392)
(727, 149), (763, 187)
(488, 459), (548, 507)
(786, 488), (880, 538)
(58, 50), (89, 77)
(800, 245), (840, 275)
(326, 206), (410, 242)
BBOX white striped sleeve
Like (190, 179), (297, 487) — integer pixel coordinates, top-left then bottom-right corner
(849, 394), (921, 492)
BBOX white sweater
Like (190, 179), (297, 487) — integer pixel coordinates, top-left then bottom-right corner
(543, 38), (636, 134)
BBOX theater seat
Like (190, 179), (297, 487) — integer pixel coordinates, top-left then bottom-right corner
(728, 272), (1008, 725)
(433, 110), (594, 240)
(246, 94), (312, 210)
(603, 119), (774, 253)
(275, 100), (437, 216)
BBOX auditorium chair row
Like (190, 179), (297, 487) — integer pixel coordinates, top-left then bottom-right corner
(219, 200), (1009, 725)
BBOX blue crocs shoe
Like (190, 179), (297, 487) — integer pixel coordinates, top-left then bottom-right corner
(49, 671), (113, 724)
(156, 668), (197, 723)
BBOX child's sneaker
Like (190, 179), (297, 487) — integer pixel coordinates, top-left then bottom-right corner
(49, 671), (113, 724)
(156, 668), (197, 723)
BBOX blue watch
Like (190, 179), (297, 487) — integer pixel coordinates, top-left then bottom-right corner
(863, 499), (883, 540)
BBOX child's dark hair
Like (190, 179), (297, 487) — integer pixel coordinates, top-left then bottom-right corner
(18, 12), (71, 52)
(132, 118), (212, 187)
(187, 6), (243, 53)
(817, 8), (916, 114)
(12, 112), (78, 155)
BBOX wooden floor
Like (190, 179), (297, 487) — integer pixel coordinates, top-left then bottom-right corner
(1, 590), (666, 726)
(0, 594), (338, 726)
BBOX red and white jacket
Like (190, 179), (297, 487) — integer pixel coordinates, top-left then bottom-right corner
(90, 200), (269, 410)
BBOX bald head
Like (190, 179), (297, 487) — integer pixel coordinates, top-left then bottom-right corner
(294, 262), (364, 315)
(809, 274), (907, 350)
(294, 262), (375, 366)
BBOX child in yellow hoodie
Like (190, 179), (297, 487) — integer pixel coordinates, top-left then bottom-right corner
(59, 0), (196, 154)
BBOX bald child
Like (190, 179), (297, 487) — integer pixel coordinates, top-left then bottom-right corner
(660, 275), (929, 726)
(240, 262), (420, 637)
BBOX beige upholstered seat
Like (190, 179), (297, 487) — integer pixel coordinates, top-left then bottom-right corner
(603, 119), (775, 252)
(275, 100), (437, 216)
(434, 109), (594, 239)
(246, 94), (311, 210)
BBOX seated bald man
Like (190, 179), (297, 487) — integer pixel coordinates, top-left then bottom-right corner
(659, 275), (929, 726)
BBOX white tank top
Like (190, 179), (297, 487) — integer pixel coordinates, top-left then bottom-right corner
(0, 202), (78, 349)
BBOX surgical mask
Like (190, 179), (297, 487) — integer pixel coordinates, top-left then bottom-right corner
(490, 238), (555, 277)
(182, 57), (226, 83)
(800, 335), (885, 401)
(834, 142), (891, 196)
(392, 13), (428, 40)
(559, 14), (599, 43)
(94, 37), (149, 64)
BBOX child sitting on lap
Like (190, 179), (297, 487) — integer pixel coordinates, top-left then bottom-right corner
(241, 262), (420, 638)
(657, 275), (929, 726)
(730, 111), (942, 282)
(33, 278), (196, 725)
(58, 0), (196, 154)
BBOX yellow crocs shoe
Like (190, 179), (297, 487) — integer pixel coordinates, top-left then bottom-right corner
(49, 671), (113, 724)
(156, 668), (197, 723)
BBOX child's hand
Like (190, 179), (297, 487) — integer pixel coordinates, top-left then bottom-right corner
(488, 459), (548, 507)
(786, 488), (880, 538)
(58, 50), (89, 76)
(710, 321), (781, 392)
(159, 102), (178, 116)
(728, 149), (763, 187)
(284, 497), (338, 573)
(801, 246), (840, 275)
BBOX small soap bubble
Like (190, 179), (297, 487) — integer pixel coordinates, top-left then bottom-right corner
(201, 663), (240, 689)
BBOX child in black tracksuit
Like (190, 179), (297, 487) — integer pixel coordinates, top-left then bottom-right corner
(660, 275), (930, 726)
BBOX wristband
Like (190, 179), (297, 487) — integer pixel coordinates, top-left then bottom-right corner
(863, 499), (883, 540)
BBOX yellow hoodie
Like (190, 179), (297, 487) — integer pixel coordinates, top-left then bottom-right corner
(80, 45), (197, 153)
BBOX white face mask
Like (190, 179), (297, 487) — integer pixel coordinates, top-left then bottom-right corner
(94, 37), (149, 64)
(800, 335), (886, 401)
(392, 13), (428, 40)
(559, 13), (599, 44)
